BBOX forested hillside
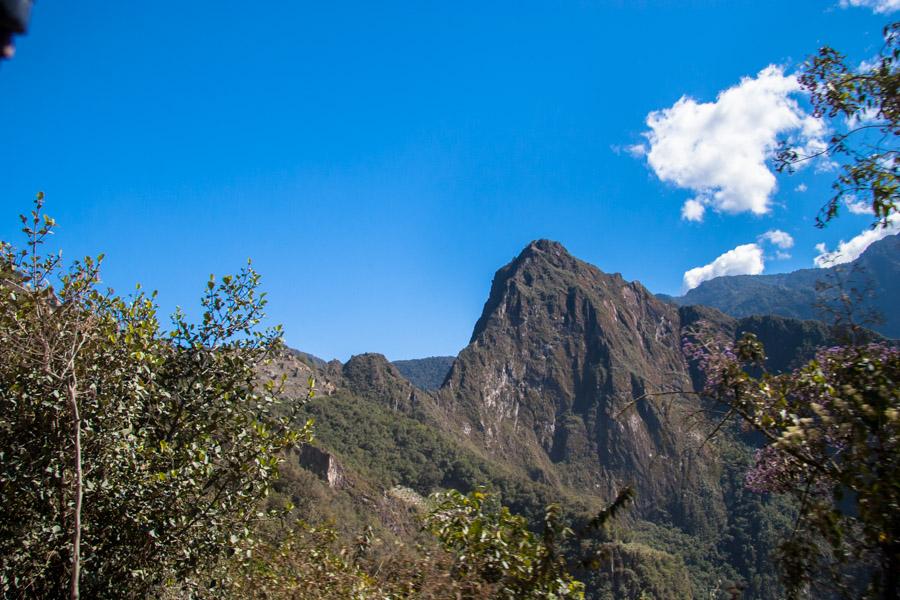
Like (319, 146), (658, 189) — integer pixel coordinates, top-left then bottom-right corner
(393, 356), (456, 390)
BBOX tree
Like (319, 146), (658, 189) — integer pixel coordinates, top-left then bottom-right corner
(424, 488), (587, 599)
(0, 195), (312, 598)
(776, 22), (899, 228)
(685, 330), (899, 599)
(683, 23), (900, 598)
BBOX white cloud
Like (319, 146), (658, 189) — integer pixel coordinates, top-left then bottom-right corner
(813, 214), (900, 266)
(758, 229), (795, 249)
(775, 250), (792, 260)
(846, 105), (882, 128)
(857, 58), (882, 74)
(641, 66), (826, 220)
(683, 243), (765, 291)
(625, 143), (647, 158)
(840, 0), (900, 13)
(681, 198), (706, 222)
(611, 143), (648, 158)
(795, 183), (808, 192)
(844, 195), (872, 215)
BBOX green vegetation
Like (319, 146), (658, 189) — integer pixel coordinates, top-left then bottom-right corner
(0, 197), (312, 598)
(424, 489), (585, 599)
(777, 22), (899, 228)
(206, 488), (607, 600)
(295, 382), (796, 598)
(580, 541), (693, 600)
(688, 331), (899, 598)
(392, 356), (456, 391)
(297, 388), (563, 519)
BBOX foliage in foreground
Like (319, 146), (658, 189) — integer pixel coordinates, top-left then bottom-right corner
(190, 488), (594, 600)
(0, 199), (599, 599)
(687, 328), (899, 599)
(776, 21), (899, 229)
(424, 489), (586, 599)
(0, 196), (311, 598)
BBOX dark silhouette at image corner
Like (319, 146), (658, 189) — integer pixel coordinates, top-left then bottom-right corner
(1, 0), (33, 60)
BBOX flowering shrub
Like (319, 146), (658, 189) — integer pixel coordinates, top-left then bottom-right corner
(686, 325), (899, 599)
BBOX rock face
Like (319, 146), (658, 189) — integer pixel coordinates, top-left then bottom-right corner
(260, 351), (339, 399)
(438, 240), (721, 528)
(298, 444), (345, 488)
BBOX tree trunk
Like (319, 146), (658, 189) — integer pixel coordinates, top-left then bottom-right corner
(883, 540), (899, 600)
(66, 377), (82, 600)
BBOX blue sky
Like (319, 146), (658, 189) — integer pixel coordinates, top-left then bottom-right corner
(0, 1), (895, 360)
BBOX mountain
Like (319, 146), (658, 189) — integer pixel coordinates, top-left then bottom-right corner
(343, 353), (425, 413)
(392, 356), (456, 390)
(272, 239), (854, 598)
(432, 240), (831, 519)
(665, 233), (899, 338)
(437, 240), (719, 528)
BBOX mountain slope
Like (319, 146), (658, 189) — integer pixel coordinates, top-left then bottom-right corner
(668, 233), (899, 338)
(436, 240), (724, 532)
(272, 239), (856, 598)
(392, 356), (456, 390)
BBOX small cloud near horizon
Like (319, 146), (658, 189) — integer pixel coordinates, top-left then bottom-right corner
(814, 215), (899, 267)
(844, 195), (872, 215)
(758, 229), (795, 249)
(683, 243), (765, 292)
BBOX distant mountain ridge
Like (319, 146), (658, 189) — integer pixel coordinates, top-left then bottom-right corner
(661, 234), (899, 338)
(392, 356), (456, 390)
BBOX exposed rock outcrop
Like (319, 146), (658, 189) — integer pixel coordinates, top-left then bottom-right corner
(298, 444), (344, 488)
(438, 240), (722, 529)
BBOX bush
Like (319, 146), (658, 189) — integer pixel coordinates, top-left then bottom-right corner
(0, 196), (311, 598)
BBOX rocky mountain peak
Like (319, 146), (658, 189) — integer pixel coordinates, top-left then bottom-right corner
(441, 240), (717, 528)
(470, 239), (642, 342)
(519, 239), (577, 265)
(470, 240), (643, 344)
(499, 239), (596, 284)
